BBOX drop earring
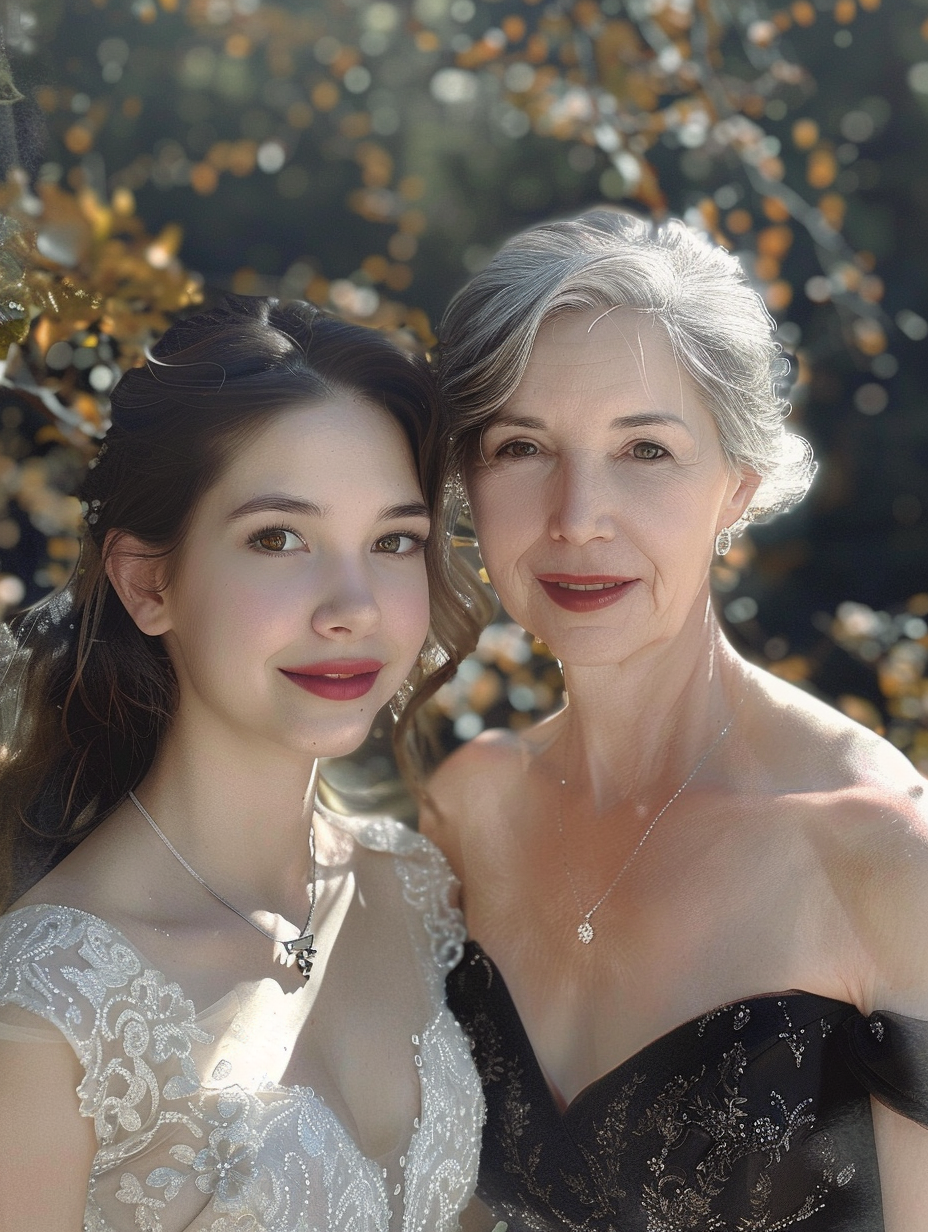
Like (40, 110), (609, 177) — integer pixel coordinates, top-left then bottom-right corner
(447, 471), (469, 511)
(715, 526), (733, 556)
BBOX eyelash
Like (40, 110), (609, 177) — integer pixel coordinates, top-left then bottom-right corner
(630, 441), (669, 461)
(247, 524), (305, 555)
(246, 525), (429, 556)
(492, 440), (670, 461)
(495, 440), (539, 460)
(373, 531), (429, 556)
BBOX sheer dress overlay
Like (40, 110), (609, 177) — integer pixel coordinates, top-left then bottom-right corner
(0, 814), (484, 1232)
(447, 939), (928, 1232)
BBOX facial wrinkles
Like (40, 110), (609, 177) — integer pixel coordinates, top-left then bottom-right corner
(469, 310), (746, 661)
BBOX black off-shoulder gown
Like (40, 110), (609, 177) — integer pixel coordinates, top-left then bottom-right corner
(447, 941), (928, 1231)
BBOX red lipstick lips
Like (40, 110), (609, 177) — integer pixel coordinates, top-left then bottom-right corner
(281, 659), (384, 701)
(536, 574), (637, 613)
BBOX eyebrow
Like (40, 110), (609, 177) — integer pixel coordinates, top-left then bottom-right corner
(379, 502), (431, 521)
(608, 413), (688, 431)
(489, 415), (547, 431)
(488, 413), (688, 432)
(227, 493), (430, 523)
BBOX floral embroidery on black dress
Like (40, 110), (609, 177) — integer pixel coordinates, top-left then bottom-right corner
(448, 941), (928, 1231)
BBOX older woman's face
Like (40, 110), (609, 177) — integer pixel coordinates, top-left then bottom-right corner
(466, 309), (757, 667)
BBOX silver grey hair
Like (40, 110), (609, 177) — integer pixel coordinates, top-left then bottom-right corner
(438, 208), (815, 528)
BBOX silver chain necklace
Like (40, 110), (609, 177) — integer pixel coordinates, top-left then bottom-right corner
(556, 711), (738, 945)
(128, 790), (319, 979)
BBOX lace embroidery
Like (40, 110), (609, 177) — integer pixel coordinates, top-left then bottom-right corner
(350, 815), (466, 972)
(0, 817), (482, 1232)
(451, 946), (869, 1232)
(479, 1030), (855, 1231)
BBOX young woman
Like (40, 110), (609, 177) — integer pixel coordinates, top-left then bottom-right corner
(0, 296), (486, 1232)
(426, 210), (928, 1230)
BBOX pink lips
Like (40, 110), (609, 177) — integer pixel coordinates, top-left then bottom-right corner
(536, 573), (637, 613)
(281, 659), (384, 701)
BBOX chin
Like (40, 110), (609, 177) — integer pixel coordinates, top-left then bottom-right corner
(310, 722), (383, 761)
(540, 624), (669, 669)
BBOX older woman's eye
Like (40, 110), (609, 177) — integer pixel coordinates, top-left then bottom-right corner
(631, 441), (668, 461)
(498, 440), (538, 458)
(249, 526), (304, 553)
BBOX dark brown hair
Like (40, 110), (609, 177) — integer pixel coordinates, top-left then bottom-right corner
(0, 295), (487, 907)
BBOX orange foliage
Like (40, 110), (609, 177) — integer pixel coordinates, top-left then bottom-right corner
(806, 148), (837, 189)
(757, 225), (793, 258)
(818, 193), (846, 229)
(762, 197), (791, 222)
(502, 15), (527, 42)
(791, 118), (819, 149)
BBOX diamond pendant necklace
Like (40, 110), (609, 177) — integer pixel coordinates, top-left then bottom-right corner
(128, 789), (319, 979)
(556, 709), (738, 945)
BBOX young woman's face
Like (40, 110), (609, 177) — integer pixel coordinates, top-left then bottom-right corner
(157, 397), (432, 760)
(466, 310), (756, 667)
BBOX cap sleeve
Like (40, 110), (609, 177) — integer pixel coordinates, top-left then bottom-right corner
(330, 810), (467, 973)
(0, 1000), (67, 1043)
(841, 1008), (928, 1128)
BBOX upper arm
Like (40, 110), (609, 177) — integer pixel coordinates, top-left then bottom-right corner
(0, 1030), (96, 1231)
(851, 784), (928, 1011)
(872, 1097), (928, 1231)
(835, 781), (928, 1223)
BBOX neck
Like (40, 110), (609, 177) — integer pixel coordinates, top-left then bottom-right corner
(556, 596), (745, 813)
(133, 712), (321, 912)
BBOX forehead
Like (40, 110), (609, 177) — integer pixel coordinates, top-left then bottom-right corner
(209, 396), (422, 504)
(506, 308), (702, 419)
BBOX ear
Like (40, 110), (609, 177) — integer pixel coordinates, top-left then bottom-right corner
(104, 531), (173, 636)
(717, 467), (761, 534)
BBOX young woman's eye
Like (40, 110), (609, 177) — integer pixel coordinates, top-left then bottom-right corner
(249, 526), (304, 553)
(497, 440), (538, 459)
(631, 441), (668, 461)
(374, 531), (428, 556)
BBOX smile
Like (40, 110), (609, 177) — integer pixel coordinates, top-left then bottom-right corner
(281, 659), (385, 701)
(536, 574), (637, 613)
(556, 582), (618, 591)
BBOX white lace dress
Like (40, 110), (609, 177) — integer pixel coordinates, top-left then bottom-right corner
(0, 814), (484, 1232)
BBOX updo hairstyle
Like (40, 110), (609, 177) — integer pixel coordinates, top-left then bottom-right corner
(438, 208), (815, 527)
(0, 295), (486, 906)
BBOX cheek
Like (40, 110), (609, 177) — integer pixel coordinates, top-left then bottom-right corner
(169, 559), (300, 668)
(470, 473), (540, 555)
(382, 561), (431, 640)
(627, 467), (729, 539)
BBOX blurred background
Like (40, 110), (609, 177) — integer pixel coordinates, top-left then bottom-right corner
(0, 0), (925, 804)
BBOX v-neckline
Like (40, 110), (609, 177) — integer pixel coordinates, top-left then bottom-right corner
(461, 940), (856, 1119)
(6, 902), (429, 1188)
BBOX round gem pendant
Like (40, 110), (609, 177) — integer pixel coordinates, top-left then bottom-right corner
(578, 920), (594, 944)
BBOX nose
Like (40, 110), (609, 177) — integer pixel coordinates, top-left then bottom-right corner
(310, 560), (381, 641)
(547, 454), (617, 545)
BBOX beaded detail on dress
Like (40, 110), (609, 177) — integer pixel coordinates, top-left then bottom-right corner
(0, 816), (483, 1232)
(448, 940), (928, 1232)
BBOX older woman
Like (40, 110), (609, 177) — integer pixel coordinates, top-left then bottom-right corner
(423, 210), (928, 1231)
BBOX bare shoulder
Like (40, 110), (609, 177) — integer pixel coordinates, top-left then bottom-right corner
(428, 726), (530, 808)
(420, 724), (544, 874)
(746, 665), (928, 1009)
(823, 771), (928, 1015)
(744, 661), (922, 794)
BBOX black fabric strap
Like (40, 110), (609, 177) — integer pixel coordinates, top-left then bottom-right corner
(840, 1009), (928, 1129)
